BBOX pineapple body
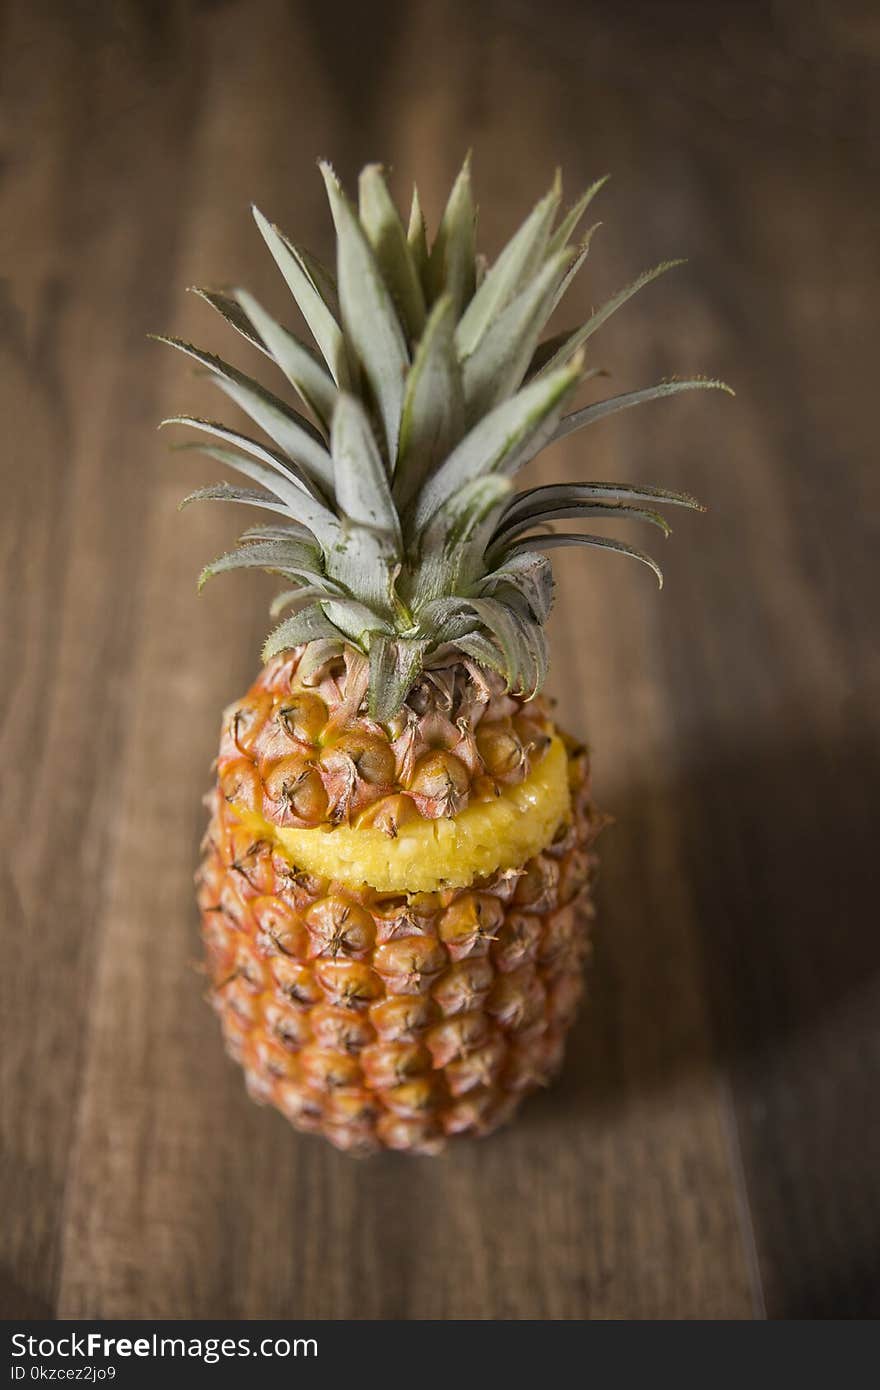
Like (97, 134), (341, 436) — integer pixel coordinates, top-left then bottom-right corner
(197, 653), (601, 1154)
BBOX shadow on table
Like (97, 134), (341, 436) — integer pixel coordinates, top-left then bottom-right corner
(523, 713), (880, 1315)
(530, 717), (880, 1104)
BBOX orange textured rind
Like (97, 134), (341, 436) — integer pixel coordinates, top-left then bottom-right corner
(197, 730), (601, 1154)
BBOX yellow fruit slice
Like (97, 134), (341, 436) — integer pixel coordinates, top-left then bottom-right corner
(234, 735), (571, 892)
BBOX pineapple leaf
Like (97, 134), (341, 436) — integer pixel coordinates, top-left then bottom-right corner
(499, 530), (665, 586)
(462, 249), (575, 423)
(359, 164), (427, 340)
(162, 416), (319, 495)
(536, 261), (686, 376)
(252, 205), (349, 385)
(330, 394), (401, 546)
(269, 586), (330, 618)
(439, 475), (513, 550)
(414, 596), (484, 644)
(458, 597), (535, 692)
(547, 175), (609, 253)
(294, 638), (346, 683)
(322, 598), (394, 643)
(526, 336), (603, 381)
(428, 154), (476, 314)
(411, 475), (513, 608)
(234, 288), (337, 433)
(262, 603), (346, 662)
(153, 336), (334, 493)
(172, 445), (304, 508)
(158, 160), (727, 711)
(198, 540), (329, 592)
(407, 185), (430, 288)
(297, 247), (339, 310)
(509, 609), (549, 698)
(549, 222), (602, 313)
(552, 377), (734, 445)
(239, 521), (314, 543)
(179, 482), (291, 517)
(453, 630), (508, 676)
(477, 551), (555, 624)
(413, 354), (584, 531)
(490, 499), (673, 551)
(500, 480), (705, 525)
(324, 396), (404, 614)
(320, 162), (410, 460)
(455, 174), (561, 357)
(367, 635), (426, 721)
(190, 288), (267, 354)
(169, 443), (339, 540)
(395, 295), (465, 511)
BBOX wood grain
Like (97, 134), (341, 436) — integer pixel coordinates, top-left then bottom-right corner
(2, 0), (877, 1319)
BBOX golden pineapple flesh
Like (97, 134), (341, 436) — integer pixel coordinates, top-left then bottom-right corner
(160, 157), (722, 1153)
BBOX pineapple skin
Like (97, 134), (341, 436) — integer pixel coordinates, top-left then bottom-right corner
(196, 667), (601, 1155)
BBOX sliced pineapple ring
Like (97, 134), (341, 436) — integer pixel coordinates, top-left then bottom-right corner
(234, 735), (571, 893)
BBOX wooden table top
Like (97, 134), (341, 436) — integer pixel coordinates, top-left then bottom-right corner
(3, 0), (878, 1319)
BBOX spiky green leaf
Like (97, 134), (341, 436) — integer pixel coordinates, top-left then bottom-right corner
(234, 289), (337, 431)
(164, 436), (338, 541)
(453, 630), (508, 676)
(190, 288), (267, 354)
(411, 475), (512, 608)
(414, 596), (485, 645)
(331, 394), (401, 543)
(498, 530), (664, 586)
(162, 416), (317, 495)
(455, 175), (561, 356)
(262, 604), (346, 662)
(552, 378), (734, 445)
(269, 586), (329, 618)
(537, 261), (686, 377)
(198, 539), (329, 592)
(154, 336), (334, 492)
(458, 597), (536, 692)
(179, 482), (290, 517)
(462, 250), (575, 423)
(368, 635), (427, 721)
(500, 480), (705, 527)
(427, 155), (476, 313)
(320, 162), (409, 460)
(414, 354), (584, 530)
(477, 551), (555, 623)
(407, 185), (430, 288)
(239, 521), (314, 543)
(395, 295), (465, 511)
(322, 598), (393, 643)
(547, 175), (609, 253)
(490, 499), (672, 552)
(252, 205), (349, 385)
(549, 222), (602, 312)
(359, 164), (426, 340)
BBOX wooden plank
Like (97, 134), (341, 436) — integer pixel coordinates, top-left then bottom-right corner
(655, 100), (880, 1321)
(564, 1), (880, 1317)
(5, 0), (876, 1321)
(49, 0), (755, 1319)
(0, 0), (205, 1318)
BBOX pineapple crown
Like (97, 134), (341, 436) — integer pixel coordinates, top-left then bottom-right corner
(156, 157), (730, 719)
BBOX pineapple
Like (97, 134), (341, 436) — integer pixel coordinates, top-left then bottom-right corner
(158, 158), (726, 1154)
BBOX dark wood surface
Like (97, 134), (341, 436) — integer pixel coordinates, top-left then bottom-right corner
(2, 0), (878, 1319)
